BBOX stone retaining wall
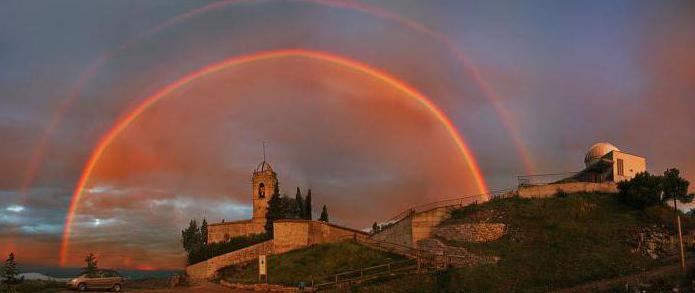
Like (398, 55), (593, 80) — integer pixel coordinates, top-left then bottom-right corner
(274, 220), (369, 254)
(186, 240), (274, 279)
(372, 205), (456, 248)
(187, 220), (369, 279)
(434, 223), (506, 243)
(518, 182), (618, 198)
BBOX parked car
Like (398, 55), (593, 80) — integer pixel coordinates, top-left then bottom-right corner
(66, 269), (124, 291)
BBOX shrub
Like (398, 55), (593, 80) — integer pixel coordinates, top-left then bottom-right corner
(618, 169), (693, 209)
(618, 172), (665, 208)
(187, 233), (270, 265)
(555, 190), (568, 198)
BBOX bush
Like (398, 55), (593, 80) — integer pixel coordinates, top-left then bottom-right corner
(618, 169), (693, 209)
(187, 233), (270, 265)
(555, 190), (568, 198)
(618, 172), (662, 208)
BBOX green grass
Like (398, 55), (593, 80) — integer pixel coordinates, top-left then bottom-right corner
(361, 193), (687, 293)
(219, 241), (406, 287)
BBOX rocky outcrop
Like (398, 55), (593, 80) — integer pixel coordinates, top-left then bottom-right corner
(434, 223), (506, 243)
(631, 226), (676, 259)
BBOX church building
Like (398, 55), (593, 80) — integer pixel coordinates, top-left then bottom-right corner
(207, 160), (277, 243)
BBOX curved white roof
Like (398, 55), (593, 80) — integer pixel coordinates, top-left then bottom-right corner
(584, 142), (620, 167)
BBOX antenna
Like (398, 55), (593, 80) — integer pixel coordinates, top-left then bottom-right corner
(262, 141), (267, 162)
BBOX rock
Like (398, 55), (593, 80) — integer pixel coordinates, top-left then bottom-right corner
(434, 223), (506, 243)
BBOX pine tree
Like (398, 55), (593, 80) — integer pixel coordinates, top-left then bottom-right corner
(304, 189), (312, 220)
(2, 252), (19, 284)
(295, 187), (305, 218)
(81, 253), (98, 275)
(200, 218), (208, 245)
(319, 205), (329, 222)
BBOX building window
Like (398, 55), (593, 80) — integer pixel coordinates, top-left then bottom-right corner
(258, 183), (265, 198)
(617, 159), (624, 176)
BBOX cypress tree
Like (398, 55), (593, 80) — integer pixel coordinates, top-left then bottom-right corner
(295, 187), (304, 218)
(319, 205), (329, 222)
(200, 218), (208, 245)
(304, 189), (312, 220)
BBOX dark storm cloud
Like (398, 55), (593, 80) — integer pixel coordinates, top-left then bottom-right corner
(2, 0), (695, 269)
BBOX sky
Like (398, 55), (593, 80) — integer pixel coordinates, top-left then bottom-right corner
(1, 0), (694, 270)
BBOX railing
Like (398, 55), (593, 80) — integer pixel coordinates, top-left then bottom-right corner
(313, 259), (417, 290)
(379, 188), (515, 227)
(517, 172), (578, 187)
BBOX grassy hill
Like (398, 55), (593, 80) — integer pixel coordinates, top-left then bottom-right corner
(219, 241), (406, 287)
(361, 193), (691, 292)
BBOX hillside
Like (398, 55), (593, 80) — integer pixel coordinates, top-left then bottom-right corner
(219, 241), (407, 287)
(361, 193), (692, 292)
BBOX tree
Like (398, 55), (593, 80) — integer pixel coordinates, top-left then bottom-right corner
(81, 253), (98, 276)
(200, 218), (208, 245)
(618, 172), (663, 208)
(662, 169), (694, 209)
(319, 205), (329, 222)
(304, 189), (313, 220)
(618, 169), (693, 209)
(295, 187), (305, 218)
(1, 253), (20, 284)
(181, 220), (201, 253)
(265, 192), (283, 236)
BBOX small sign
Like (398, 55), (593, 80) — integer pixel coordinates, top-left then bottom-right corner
(259, 255), (267, 276)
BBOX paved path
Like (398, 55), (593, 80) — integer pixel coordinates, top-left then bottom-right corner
(58, 281), (252, 293)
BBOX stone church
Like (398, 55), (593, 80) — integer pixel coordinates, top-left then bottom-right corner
(207, 160), (277, 243)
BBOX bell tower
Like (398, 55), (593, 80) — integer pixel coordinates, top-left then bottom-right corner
(252, 143), (277, 224)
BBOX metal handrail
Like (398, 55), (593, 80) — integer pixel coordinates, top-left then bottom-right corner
(379, 188), (515, 227)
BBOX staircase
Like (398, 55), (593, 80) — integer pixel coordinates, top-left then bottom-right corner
(370, 189), (514, 248)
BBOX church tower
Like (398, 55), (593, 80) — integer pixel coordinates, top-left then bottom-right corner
(252, 160), (277, 224)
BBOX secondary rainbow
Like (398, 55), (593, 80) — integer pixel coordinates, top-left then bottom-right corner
(21, 0), (534, 210)
(59, 49), (489, 265)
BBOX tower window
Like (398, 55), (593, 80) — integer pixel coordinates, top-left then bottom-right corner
(617, 159), (624, 176)
(258, 183), (265, 198)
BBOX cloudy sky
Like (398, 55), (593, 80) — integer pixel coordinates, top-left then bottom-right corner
(1, 0), (694, 270)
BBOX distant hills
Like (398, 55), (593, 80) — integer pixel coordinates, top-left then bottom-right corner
(18, 264), (179, 280)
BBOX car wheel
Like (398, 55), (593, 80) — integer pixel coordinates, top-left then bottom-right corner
(112, 283), (122, 292)
(77, 283), (87, 291)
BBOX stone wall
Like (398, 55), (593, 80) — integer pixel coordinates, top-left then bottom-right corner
(411, 206), (456, 245)
(207, 220), (265, 244)
(371, 206), (456, 248)
(273, 220), (369, 254)
(518, 182), (618, 198)
(188, 220), (369, 279)
(434, 223), (506, 243)
(185, 240), (274, 279)
(370, 214), (413, 247)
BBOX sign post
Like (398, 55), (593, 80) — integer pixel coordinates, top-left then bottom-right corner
(259, 255), (267, 283)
